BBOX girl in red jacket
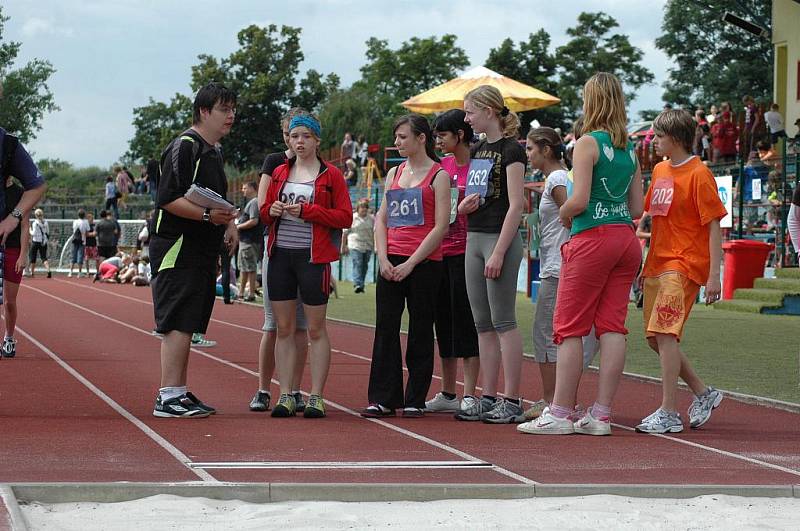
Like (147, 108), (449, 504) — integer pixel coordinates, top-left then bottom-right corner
(260, 112), (352, 418)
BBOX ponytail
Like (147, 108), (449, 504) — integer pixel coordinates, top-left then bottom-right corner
(465, 85), (521, 139)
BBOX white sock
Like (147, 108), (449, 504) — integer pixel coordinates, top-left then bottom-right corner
(159, 386), (187, 401)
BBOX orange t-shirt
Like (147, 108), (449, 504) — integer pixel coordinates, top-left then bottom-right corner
(642, 156), (728, 286)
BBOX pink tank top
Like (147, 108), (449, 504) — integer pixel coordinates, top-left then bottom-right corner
(439, 156), (468, 257)
(387, 161), (442, 261)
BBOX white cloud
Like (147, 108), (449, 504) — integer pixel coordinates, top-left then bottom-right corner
(21, 17), (74, 38)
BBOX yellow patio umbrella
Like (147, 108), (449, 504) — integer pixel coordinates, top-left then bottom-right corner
(401, 66), (560, 114)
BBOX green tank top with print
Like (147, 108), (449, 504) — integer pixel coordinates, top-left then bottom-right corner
(570, 130), (636, 235)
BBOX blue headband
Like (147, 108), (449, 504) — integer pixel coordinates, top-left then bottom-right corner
(289, 115), (321, 137)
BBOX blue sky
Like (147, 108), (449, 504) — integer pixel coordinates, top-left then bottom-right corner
(4, 0), (669, 167)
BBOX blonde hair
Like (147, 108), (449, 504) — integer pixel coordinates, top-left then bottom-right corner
(464, 85), (520, 139)
(581, 73), (628, 149)
(34, 208), (44, 218)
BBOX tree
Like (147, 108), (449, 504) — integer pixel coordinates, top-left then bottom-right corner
(0, 6), (58, 142)
(485, 30), (564, 135)
(555, 12), (654, 120)
(320, 35), (469, 152)
(655, 0), (772, 109)
(128, 24), (338, 167)
(127, 94), (192, 162)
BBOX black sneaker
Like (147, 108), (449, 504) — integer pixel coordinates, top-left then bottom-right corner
(293, 392), (306, 413)
(153, 394), (210, 418)
(185, 391), (216, 414)
(271, 393), (297, 417)
(249, 390), (271, 411)
(1, 337), (16, 358)
(47, 271), (52, 278)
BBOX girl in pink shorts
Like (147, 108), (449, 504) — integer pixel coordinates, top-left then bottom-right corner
(520, 73), (644, 436)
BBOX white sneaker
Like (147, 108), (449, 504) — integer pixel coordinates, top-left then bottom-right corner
(68, 273), (73, 278)
(517, 407), (575, 435)
(459, 395), (478, 411)
(424, 392), (460, 412)
(573, 408), (611, 436)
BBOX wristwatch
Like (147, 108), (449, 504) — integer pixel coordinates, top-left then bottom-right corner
(10, 208), (22, 220)
(202, 208), (211, 223)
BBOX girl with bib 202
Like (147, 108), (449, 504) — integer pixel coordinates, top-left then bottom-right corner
(522, 72), (644, 436)
(361, 115), (450, 418)
(455, 85), (527, 424)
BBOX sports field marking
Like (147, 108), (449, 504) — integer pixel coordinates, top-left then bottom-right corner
(189, 460), (493, 469)
(22, 284), (534, 486)
(11, 322), (217, 483)
(42, 281), (800, 479)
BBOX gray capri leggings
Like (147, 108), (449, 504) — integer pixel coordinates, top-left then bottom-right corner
(464, 231), (523, 333)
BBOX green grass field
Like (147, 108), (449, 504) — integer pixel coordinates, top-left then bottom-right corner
(327, 280), (800, 404)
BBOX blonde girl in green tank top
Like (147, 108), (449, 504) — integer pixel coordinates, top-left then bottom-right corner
(519, 73), (644, 436)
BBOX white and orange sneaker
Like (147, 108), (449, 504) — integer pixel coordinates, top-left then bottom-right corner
(573, 408), (612, 436)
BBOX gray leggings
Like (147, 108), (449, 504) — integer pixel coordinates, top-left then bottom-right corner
(465, 232), (523, 333)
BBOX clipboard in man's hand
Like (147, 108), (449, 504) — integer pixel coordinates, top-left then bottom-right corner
(184, 184), (236, 211)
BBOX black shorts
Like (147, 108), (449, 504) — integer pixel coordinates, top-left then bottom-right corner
(29, 242), (47, 262)
(98, 245), (117, 259)
(152, 266), (216, 334)
(267, 247), (330, 306)
(434, 253), (479, 358)
(771, 130), (787, 145)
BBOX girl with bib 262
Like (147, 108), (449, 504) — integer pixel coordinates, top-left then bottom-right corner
(521, 72), (644, 436)
(361, 115), (450, 418)
(455, 85), (527, 424)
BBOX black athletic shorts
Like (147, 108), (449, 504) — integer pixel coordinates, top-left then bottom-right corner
(267, 247), (330, 306)
(29, 242), (47, 262)
(152, 266), (216, 334)
(98, 245), (117, 259)
(434, 253), (479, 358)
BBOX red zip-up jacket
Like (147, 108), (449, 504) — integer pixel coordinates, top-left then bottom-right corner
(260, 157), (353, 264)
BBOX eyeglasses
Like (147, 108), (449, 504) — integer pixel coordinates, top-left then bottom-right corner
(214, 105), (236, 115)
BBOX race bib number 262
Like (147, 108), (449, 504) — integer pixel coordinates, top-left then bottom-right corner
(465, 159), (493, 198)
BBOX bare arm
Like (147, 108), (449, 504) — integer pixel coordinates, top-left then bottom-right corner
(484, 162), (524, 279)
(374, 167), (395, 280)
(560, 136), (598, 224)
(705, 218), (722, 304)
(636, 212), (651, 239)
(628, 163), (644, 220)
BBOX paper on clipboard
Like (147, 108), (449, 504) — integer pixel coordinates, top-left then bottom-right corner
(184, 184), (236, 211)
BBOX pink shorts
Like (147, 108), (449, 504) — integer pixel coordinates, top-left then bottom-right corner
(85, 246), (98, 260)
(4, 247), (23, 284)
(552, 224), (641, 344)
(99, 262), (119, 280)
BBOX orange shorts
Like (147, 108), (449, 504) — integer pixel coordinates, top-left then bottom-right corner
(643, 272), (700, 340)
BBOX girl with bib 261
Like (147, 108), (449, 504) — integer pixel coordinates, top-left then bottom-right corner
(361, 115), (450, 418)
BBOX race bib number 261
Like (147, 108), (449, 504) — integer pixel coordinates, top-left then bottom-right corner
(386, 187), (424, 228)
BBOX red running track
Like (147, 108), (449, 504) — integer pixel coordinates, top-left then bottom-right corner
(1, 276), (799, 487)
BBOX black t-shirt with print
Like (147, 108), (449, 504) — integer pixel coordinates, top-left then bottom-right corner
(467, 137), (527, 233)
(150, 129), (228, 273)
(260, 152), (289, 176)
(3, 181), (22, 249)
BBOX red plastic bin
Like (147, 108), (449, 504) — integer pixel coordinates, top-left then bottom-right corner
(721, 240), (772, 300)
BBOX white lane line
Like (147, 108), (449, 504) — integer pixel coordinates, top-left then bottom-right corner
(45, 281), (800, 479)
(23, 284), (534, 485)
(11, 323), (216, 483)
(189, 461), (493, 469)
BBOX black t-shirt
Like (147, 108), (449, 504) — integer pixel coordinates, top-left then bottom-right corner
(86, 222), (97, 247)
(151, 129), (228, 273)
(260, 151), (289, 176)
(467, 137), (527, 233)
(3, 181), (22, 249)
(95, 218), (117, 247)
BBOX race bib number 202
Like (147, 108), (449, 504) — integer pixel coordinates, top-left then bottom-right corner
(649, 177), (674, 217)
